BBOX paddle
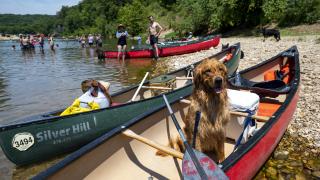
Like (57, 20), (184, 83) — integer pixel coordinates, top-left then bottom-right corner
(129, 72), (149, 102)
(162, 94), (229, 180)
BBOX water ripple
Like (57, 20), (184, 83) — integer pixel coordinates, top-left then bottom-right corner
(0, 40), (154, 124)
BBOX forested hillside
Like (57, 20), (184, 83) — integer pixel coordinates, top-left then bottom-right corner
(1, 0), (319, 37)
(0, 14), (56, 34)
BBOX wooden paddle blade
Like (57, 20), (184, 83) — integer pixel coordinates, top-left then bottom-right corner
(182, 150), (229, 180)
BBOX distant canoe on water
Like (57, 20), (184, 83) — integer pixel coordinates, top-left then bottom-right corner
(0, 43), (240, 166)
(104, 35), (220, 59)
(33, 46), (299, 179)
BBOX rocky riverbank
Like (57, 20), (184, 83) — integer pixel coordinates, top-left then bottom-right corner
(153, 35), (320, 179)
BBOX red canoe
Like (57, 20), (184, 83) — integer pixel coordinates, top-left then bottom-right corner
(34, 46), (300, 179)
(104, 35), (220, 58)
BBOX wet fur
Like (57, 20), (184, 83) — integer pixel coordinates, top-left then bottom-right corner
(157, 59), (230, 162)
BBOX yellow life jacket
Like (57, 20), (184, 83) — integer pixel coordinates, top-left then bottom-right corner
(60, 99), (100, 116)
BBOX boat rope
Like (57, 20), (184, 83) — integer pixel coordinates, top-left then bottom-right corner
(233, 109), (255, 151)
(192, 111), (201, 148)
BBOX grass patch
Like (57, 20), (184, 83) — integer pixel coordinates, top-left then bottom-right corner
(280, 23), (320, 36)
(222, 23), (320, 37)
(164, 31), (178, 39)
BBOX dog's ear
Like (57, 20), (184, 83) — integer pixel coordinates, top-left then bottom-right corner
(194, 64), (203, 89)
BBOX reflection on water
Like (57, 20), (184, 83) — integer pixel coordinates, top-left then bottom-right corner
(0, 40), (156, 179)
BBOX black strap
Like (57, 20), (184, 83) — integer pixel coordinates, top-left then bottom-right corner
(192, 111), (201, 148)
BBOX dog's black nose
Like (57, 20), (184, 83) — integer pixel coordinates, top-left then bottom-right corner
(215, 77), (222, 85)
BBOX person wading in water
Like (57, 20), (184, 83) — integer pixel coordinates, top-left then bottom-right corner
(148, 16), (163, 60)
(116, 24), (128, 61)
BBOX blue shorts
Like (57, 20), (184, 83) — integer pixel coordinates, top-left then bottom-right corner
(150, 35), (158, 45)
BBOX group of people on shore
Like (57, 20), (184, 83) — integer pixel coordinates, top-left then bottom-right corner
(116, 15), (163, 60)
(18, 34), (56, 51)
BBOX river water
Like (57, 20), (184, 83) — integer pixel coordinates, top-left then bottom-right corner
(0, 39), (156, 179)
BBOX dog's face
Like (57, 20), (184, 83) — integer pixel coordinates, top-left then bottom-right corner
(194, 59), (227, 93)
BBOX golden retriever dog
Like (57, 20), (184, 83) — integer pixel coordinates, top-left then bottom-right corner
(157, 59), (230, 162)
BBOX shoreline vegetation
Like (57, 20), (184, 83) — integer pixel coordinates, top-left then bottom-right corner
(1, 0), (320, 39)
(1, 23), (320, 42)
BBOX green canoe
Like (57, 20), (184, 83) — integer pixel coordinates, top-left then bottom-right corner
(0, 43), (241, 166)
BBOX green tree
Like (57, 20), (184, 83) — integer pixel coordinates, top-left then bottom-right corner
(117, 0), (149, 36)
(262, 0), (287, 22)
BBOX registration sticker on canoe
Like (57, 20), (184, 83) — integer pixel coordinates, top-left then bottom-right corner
(12, 132), (35, 151)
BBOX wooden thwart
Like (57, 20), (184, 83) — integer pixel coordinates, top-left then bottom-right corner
(122, 129), (183, 159)
(141, 86), (172, 90)
(176, 77), (193, 80)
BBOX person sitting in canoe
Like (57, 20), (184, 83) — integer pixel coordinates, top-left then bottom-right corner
(116, 24), (128, 61)
(60, 80), (112, 116)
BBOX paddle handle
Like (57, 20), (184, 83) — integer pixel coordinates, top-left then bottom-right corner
(162, 95), (208, 179)
(130, 72), (149, 102)
(122, 129), (183, 159)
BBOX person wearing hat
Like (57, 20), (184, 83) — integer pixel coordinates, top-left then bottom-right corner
(116, 24), (128, 61)
(80, 80), (112, 108)
(60, 80), (112, 116)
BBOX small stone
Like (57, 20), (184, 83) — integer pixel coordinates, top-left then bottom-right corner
(295, 172), (307, 180)
(265, 167), (277, 178)
(303, 169), (312, 175)
(311, 149), (318, 154)
(278, 173), (285, 180)
(274, 151), (289, 160)
(312, 171), (320, 178)
(290, 161), (303, 167)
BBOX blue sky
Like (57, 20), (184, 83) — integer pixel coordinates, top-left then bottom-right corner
(0, 0), (81, 15)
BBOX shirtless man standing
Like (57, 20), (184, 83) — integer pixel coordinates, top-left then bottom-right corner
(148, 16), (163, 60)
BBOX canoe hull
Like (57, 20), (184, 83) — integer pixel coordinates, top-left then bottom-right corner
(104, 36), (220, 59)
(0, 90), (190, 165)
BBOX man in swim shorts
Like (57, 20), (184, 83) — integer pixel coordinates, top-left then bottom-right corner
(148, 16), (163, 60)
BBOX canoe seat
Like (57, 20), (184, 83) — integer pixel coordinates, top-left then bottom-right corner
(257, 102), (281, 117)
(229, 75), (291, 95)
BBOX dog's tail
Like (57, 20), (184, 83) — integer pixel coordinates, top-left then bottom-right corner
(156, 136), (185, 157)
